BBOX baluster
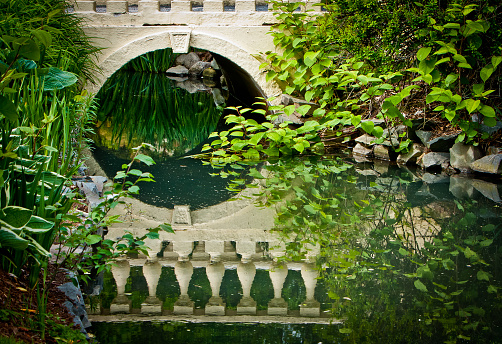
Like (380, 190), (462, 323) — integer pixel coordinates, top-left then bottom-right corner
(173, 240), (194, 261)
(236, 260), (256, 315)
(173, 260), (194, 314)
(205, 240), (225, 262)
(203, 0), (223, 12)
(235, 0), (255, 12)
(75, 1), (97, 12)
(205, 262), (226, 315)
(300, 262), (320, 317)
(107, 0), (128, 12)
(141, 260), (162, 313)
(236, 240), (256, 263)
(110, 259), (131, 313)
(267, 262), (288, 315)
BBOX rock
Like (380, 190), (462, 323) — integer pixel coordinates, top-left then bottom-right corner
(78, 165), (88, 176)
(203, 78), (217, 88)
(422, 172), (449, 184)
(58, 271), (92, 336)
(471, 154), (502, 175)
(220, 75), (227, 88)
(355, 134), (377, 146)
(175, 79), (209, 93)
(361, 118), (385, 126)
(373, 160), (389, 175)
(211, 58), (220, 70)
(373, 145), (392, 160)
(211, 88), (226, 108)
(356, 168), (380, 176)
(175, 52), (200, 69)
(449, 142), (482, 172)
(427, 134), (458, 152)
(416, 130), (432, 146)
(449, 175), (476, 199)
(472, 179), (502, 203)
(202, 67), (218, 80)
(421, 152), (450, 170)
(353, 143), (373, 157)
(480, 120), (502, 135)
(397, 143), (425, 165)
(188, 61), (211, 77)
(166, 65), (189, 76)
(89, 176), (107, 196)
(487, 146), (502, 155)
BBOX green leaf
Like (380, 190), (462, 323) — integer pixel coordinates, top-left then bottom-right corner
(477, 270), (490, 281)
(134, 154), (155, 166)
(339, 328), (353, 334)
(372, 126), (384, 138)
(480, 64), (494, 82)
(465, 99), (480, 114)
(31, 29), (52, 48)
(418, 59), (435, 75)
(304, 51), (319, 68)
(15, 38), (40, 61)
(159, 223), (174, 233)
(248, 168), (265, 179)
(24, 216), (54, 233)
(399, 247), (409, 256)
(479, 105), (495, 117)
(492, 56), (502, 69)
(361, 121), (374, 134)
(351, 115), (361, 127)
(128, 185), (140, 194)
(0, 227), (30, 250)
(417, 47), (432, 61)
(40, 67), (78, 91)
(414, 279), (428, 292)
(0, 206), (32, 229)
(145, 232), (159, 240)
(0, 95), (18, 122)
(85, 235), (101, 246)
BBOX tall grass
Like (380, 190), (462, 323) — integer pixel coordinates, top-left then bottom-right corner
(94, 71), (223, 159)
(123, 49), (177, 73)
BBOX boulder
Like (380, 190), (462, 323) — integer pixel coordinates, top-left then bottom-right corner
(397, 143), (425, 165)
(449, 142), (482, 172)
(416, 130), (432, 146)
(202, 67), (218, 80)
(355, 134), (377, 146)
(166, 65), (189, 76)
(487, 146), (502, 155)
(449, 175), (476, 199)
(421, 152), (450, 170)
(427, 134), (458, 152)
(188, 61), (211, 77)
(422, 172), (449, 184)
(472, 179), (502, 203)
(175, 79), (209, 93)
(211, 88), (226, 107)
(175, 52), (200, 69)
(211, 58), (220, 70)
(373, 145), (393, 161)
(353, 143), (373, 157)
(470, 154), (502, 175)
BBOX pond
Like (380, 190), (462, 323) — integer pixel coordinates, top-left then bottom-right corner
(88, 49), (502, 344)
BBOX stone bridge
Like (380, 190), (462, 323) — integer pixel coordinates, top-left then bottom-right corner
(69, 0), (322, 98)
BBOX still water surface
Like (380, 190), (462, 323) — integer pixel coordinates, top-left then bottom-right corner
(90, 66), (502, 344)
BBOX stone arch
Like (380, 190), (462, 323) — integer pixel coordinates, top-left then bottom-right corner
(84, 27), (281, 99)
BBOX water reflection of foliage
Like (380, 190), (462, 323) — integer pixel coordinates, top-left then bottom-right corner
(220, 157), (502, 343)
(94, 72), (223, 160)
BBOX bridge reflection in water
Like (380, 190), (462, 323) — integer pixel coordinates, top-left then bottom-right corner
(88, 189), (334, 323)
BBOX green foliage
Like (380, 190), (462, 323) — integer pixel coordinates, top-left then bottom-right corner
(95, 71), (223, 159)
(0, 0), (100, 81)
(123, 49), (177, 73)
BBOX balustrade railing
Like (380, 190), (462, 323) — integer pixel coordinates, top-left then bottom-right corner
(87, 239), (328, 319)
(66, 0), (322, 24)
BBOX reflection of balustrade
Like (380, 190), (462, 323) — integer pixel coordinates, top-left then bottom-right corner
(101, 248), (324, 319)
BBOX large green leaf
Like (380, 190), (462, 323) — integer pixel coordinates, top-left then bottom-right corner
(39, 67), (78, 91)
(0, 95), (18, 122)
(24, 216), (54, 233)
(0, 206), (33, 229)
(0, 227), (30, 250)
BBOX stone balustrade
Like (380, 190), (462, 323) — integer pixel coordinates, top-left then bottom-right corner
(89, 239), (327, 319)
(66, 0), (322, 26)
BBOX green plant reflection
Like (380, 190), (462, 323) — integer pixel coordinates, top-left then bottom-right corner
(94, 71), (224, 160)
